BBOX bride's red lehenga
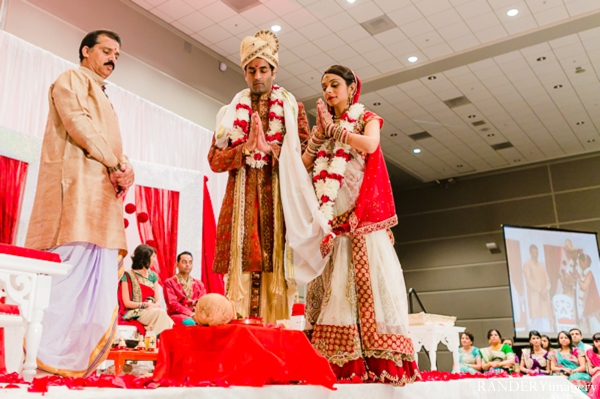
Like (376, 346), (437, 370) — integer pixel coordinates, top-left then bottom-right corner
(305, 75), (419, 385)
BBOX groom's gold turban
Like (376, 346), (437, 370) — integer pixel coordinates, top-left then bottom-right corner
(240, 30), (279, 69)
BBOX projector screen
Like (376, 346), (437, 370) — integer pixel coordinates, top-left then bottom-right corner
(503, 225), (600, 340)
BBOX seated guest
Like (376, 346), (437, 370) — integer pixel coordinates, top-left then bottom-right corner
(586, 333), (600, 399)
(119, 244), (174, 335)
(163, 251), (207, 325)
(520, 330), (549, 375)
(454, 331), (482, 374)
(570, 328), (592, 352)
(541, 334), (552, 351)
(502, 338), (520, 373)
(481, 329), (516, 373)
(549, 331), (590, 392)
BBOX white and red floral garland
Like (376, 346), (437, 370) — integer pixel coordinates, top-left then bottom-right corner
(313, 103), (365, 223)
(230, 85), (286, 168)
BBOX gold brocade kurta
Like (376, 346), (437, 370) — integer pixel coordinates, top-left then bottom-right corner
(26, 66), (128, 255)
(208, 91), (309, 320)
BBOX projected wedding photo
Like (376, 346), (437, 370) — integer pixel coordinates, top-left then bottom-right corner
(503, 225), (600, 339)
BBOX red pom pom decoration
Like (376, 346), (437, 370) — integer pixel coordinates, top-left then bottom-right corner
(124, 219), (129, 228)
(124, 203), (136, 214)
(137, 212), (149, 223)
(146, 239), (157, 249)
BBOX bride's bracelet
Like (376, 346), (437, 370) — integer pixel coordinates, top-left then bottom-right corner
(306, 137), (321, 157)
(326, 123), (351, 144)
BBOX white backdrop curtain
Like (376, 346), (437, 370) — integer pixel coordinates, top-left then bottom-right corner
(0, 30), (226, 215)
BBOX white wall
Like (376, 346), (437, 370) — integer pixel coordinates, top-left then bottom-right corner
(4, 0), (224, 130)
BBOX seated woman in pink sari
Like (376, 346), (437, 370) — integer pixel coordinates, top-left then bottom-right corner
(163, 251), (207, 325)
(586, 333), (600, 398)
(119, 244), (174, 335)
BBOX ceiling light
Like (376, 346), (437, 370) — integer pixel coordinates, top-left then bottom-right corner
(456, 164), (463, 168)
(553, 84), (563, 89)
(408, 56), (418, 63)
(270, 25), (281, 32)
(513, 159), (521, 162)
(507, 9), (519, 17)
(412, 148), (422, 154)
(390, 133), (398, 137)
(576, 121), (585, 125)
(373, 102), (381, 106)
(346, 0), (356, 3)
(536, 56), (546, 62)
(588, 139), (596, 143)
(468, 114), (476, 119)
(487, 133), (495, 137)
(428, 76), (436, 80)
(575, 66), (586, 74)
(218, 62), (227, 72)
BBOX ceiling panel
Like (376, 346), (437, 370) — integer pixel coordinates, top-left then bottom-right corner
(129, 0), (600, 183)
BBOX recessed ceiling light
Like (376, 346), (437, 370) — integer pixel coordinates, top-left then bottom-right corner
(487, 133), (495, 137)
(536, 56), (546, 62)
(468, 114), (476, 119)
(456, 164), (463, 168)
(576, 121), (585, 125)
(427, 75), (436, 80)
(346, 0), (356, 3)
(408, 56), (418, 63)
(507, 9), (519, 17)
(270, 25), (281, 32)
(412, 148), (422, 154)
(554, 84), (563, 89)
(373, 102), (381, 106)
(513, 159), (521, 162)
(390, 133), (398, 137)
(575, 66), (586, 74)
(588, 139), (596, 143)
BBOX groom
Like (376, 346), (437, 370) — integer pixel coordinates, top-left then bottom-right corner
(208, 30), (310, 323)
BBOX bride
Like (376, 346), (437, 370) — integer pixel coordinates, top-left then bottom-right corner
(301, 65), (418, 385)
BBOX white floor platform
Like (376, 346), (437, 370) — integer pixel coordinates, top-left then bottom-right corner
(0, 376), (587, 399)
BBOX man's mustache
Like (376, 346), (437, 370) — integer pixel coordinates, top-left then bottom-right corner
(104, 61), (115, 69)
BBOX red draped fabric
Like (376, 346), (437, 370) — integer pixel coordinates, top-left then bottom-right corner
(201, 176), (224, 294)
(0, 156), (29, 245)
(135, 186), (179, 286)
(0, 156), (29, 373)
(153, 324), (336, 388)
(353, 142), (396, 231)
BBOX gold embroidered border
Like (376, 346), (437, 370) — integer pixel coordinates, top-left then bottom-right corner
(351, 234), (415, 357)
(311, 324), (362, 367)
(375, 368), (420, 387)
(354, 215), (398, 236)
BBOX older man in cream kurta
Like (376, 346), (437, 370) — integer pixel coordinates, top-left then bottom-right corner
(523, 244), (553, 332)
(25, 30), (133, 377)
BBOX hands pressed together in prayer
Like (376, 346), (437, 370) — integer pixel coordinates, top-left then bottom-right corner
(303, 99), (334, 166)
(244, 112), (273, 154)
(316, 99), (333, 138)
(109, 163), (135, 199)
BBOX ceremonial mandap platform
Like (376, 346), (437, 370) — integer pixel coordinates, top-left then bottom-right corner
(0, 244), (588, 399)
